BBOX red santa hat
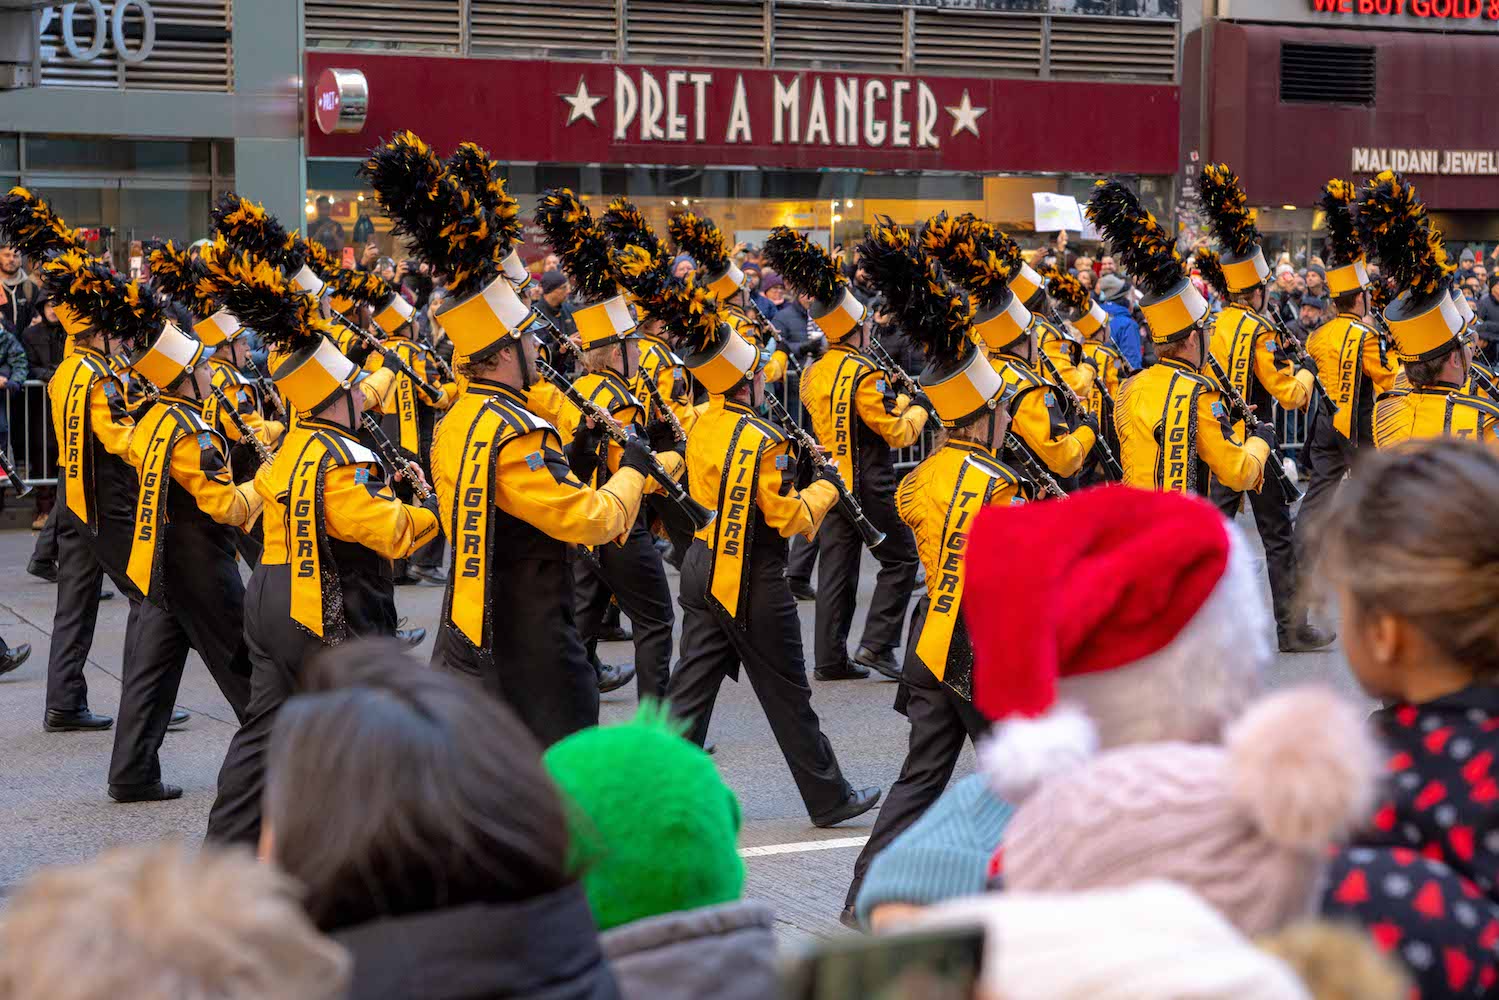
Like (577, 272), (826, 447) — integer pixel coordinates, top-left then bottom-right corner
(965, 485), (1268, 802)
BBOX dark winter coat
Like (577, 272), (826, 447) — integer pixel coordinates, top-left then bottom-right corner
(601, 901), (777, 1000)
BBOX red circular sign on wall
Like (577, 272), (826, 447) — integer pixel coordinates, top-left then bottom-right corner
(314, 68), (369, 135)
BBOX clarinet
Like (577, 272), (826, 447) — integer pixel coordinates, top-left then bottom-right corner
(536, 360), (716, 531)
(1204, 353), (1305, 503)
(0, 447), (32, 498)
(359, 413), (435, 504)
(1003, 432), (1067, 500)
(244, 356), (287, 419)
(209, 382), (277, 469)
(764, 393), (887, 551)
(1035, 337), (1124, 482)
(1259, 308), (1341, 421)
(868, 338), (925, 408)
(639, 370), (687, 446)
(420, 336), (457, 383)
(327, 311), (444, 403)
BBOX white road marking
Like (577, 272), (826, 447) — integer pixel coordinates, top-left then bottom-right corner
(739, 836), (870, 858)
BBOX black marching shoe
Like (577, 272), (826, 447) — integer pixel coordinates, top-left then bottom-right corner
(596, 660), (636, 694)
(108, 782), (183, 803)
(167, 708), (191, 730)
(1279, 624), (1337, 653)
(596, 622), (633, 643)
(814, 658), (870, 682)
(44, 708), (114, 732)
(787, 578), (817, 602)
(396, 626), (427, 648)
(812, 786), (882, 829)
(839, 906), (861, 932)
(0, 642), (32, 677)
(27, 558), (58, 583)
(853, 646), (902, 681)
(410, 564), (449, 585)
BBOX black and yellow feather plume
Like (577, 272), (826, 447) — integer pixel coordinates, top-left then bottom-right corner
(860, 216), (972, 364)
(145, 239), (218, 317)
(1353, 170), (1454, 298)
(1045, 267), (1090, 316)
(446, 142), (524, 256)
(1198, 163), (1262, 259)
(1087, 179), (1186, 300)
(0, 187), (83, 260)
(535, 188), (618, 302)
(327, 267), (397, 308)
(210, 192), (309, 273)
(41, 249), (161, 351)
(1193, 248), (1229, 299)
(199, 245), (334, 355)
(667, 212), (732, 277)
(1318, 179), (1362, 270)
(601, 198), (665, 264)
(762, 227), (846, 304)
(923, 214), (1017, 314)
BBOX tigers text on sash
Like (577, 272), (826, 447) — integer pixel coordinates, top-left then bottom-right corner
(126, 407), (182, 598)
(1157, 372), (1202, 495)
(448, 401), (508, 649)
(1332, 321), (1367, 442)
(916, 455), (1006, 689)
(288, 436), (336, 639)
(708, 417), (770, 623)
(394, 342), (420, 454)
(59, 356), (109, 530)
(828, 355), (861, 490)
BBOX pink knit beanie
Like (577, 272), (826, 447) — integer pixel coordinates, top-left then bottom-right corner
(999, 686), (1381, 936)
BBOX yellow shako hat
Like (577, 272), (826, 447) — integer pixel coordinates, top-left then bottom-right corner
(1198, 163), (1270, 294)
(1318, 179), (1371, 298)
(862, 217), (1012, 425)
(1354, 171), (1460, 364)
(921, 212), (1032, 353)
(203, 249), (355, 413)
(668, 211), (745, 301)
(536, 188), (637, 352)
(1088, 179), (1207, 346)
(40, 248), (161, 364)
(146, 238), (244, 347)
(667, 275), (759, 395)
(324, 266), (417, 337)
(1046, 267), (1109, 338)
(763, 226), (864, 342)
(0, 187), (93, 335)
(600, 196), (676, 325)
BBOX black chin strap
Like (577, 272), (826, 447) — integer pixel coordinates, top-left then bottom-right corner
(516, 338), (535, 392)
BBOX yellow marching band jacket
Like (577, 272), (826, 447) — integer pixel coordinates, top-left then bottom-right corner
(798, 342), (928, 491)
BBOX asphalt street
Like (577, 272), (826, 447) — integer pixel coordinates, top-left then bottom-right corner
(0, 514), (1362, 948)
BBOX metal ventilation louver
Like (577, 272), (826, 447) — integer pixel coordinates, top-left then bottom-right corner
(1280, 42), (1375, 105)
(626, 0), (764, 67)
(38, 0), (233, 92)
(771, 2), (904, 73)
(305, 0), (462, 52)
(912, 8), (1044, 78)
(470, 0), (619, 60)
(1048, 16), (1177, 82)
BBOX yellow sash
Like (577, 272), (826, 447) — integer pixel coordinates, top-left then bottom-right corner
(393, 339), (420, 454)
(1330, 319), (1371, 442)
(1158, 370), (1204, 495)
(446, 399), (512, 649)
(57, 354), (114, 530)
(707, 416), (772, 623)
(126, 406), (188, 598)
(1220, 308), (1261, 405)
(827, 353), (864, 490)
(287, 433), (339, 639)
(916, 452), (1017, 696)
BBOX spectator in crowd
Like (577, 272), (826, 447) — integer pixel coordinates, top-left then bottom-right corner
(770, 291), (815, 364)
(1076, 266), (1096, 292)
(356, 242), (380, 274)
(1458, 246), (1477, 281)
(741, 261), (762, 298)
(543, 252), (561, 272)
(534, 269), (578, 341)
(1265, 265), (1301, 328)
(416, 285), (446, 346)
(1289, 295), (1326, 344)
(261, 642), (618, 1000)
(753, 270), (783, 319)
(375, 256), (397, 285)
(1476, 275), (1499, 364)
(545, 705), (776, 1000)
(1071, 254), (1095, 277)
(352, 206), (376, 247)
(850, 252), (880, 306)
(1095, 273), (1142, 369)
(1314, 440), (1499, 997)
(307, 196), (346, 255)
(397, 259), (434, 312)
(1474, 263), (1488, 286)
(0, 842), (350, 1000)
(1463, 274), (1483, 308)
(1098, 255), (1117, 276)
(671, 254), (695, 280)
(0, 244), (41, 335)
(1303, 265), (1327, 300)
(0, 317), (28, 468)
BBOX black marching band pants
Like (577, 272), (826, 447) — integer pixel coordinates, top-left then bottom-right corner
(1209, 466), (1302, 638)
(1294, 414), (1357, 568)
(667, 540), (854, 822)
(111, 521), (253, 793)
(46, 508), (141, 719)
(813, 491), (918, 673)
(845, 599), (989, 907)
(431, 553), (600, 749)
(573, 516), (674, 701)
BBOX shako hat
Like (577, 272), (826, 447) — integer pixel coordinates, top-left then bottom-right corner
(146, 239), (243, 347)
(1088, 180), (1207, 345)
(537, 188), (637, 352)
(1199, 163), (1270, 293)
(1317, 179), (1371, 298)
(763, 226), (864, 342)
(0, 187), (92, 336)
(669, 212), (744, 301)
(920, 212), (1032, 353)
(1353, 171), (1460, 364)
(860, 216), (1012, 426)
(1047, 267), (1109, 338)
(40, 248), (162, 363)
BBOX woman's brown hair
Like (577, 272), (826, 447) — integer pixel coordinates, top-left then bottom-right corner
(264, 640), (572, 932)
(1320, 439), (1499, 679)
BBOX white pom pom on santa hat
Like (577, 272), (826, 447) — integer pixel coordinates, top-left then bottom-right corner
(964, 486), (1252, 803)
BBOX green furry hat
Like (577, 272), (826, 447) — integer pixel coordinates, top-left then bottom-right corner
(543, 702), (744, 931)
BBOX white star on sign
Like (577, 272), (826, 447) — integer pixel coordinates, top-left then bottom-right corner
(561, 77), (604, 127)
(945, 89), (987, 138)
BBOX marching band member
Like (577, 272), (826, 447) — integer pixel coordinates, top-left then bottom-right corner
(1046, 268), (1123, 483)
(662, 272), (879, 829)
(842, 219), (1029, 920)
(202, 249), (441, 845)
(1356, 171), (1499, 448)
(1197, 163), (1330, 653)
(363, 132), (651, 745)
(1085, 181), (1271, 497)
(765, 226), (928, 683)
(1298, 180), (1400, 533)
(1019, 260), (1095, 402)
(540, 190), (681, 703)
(922, 213), (1099, 487)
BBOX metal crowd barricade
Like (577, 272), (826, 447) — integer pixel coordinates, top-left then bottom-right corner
(3, 379), (56, 489)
